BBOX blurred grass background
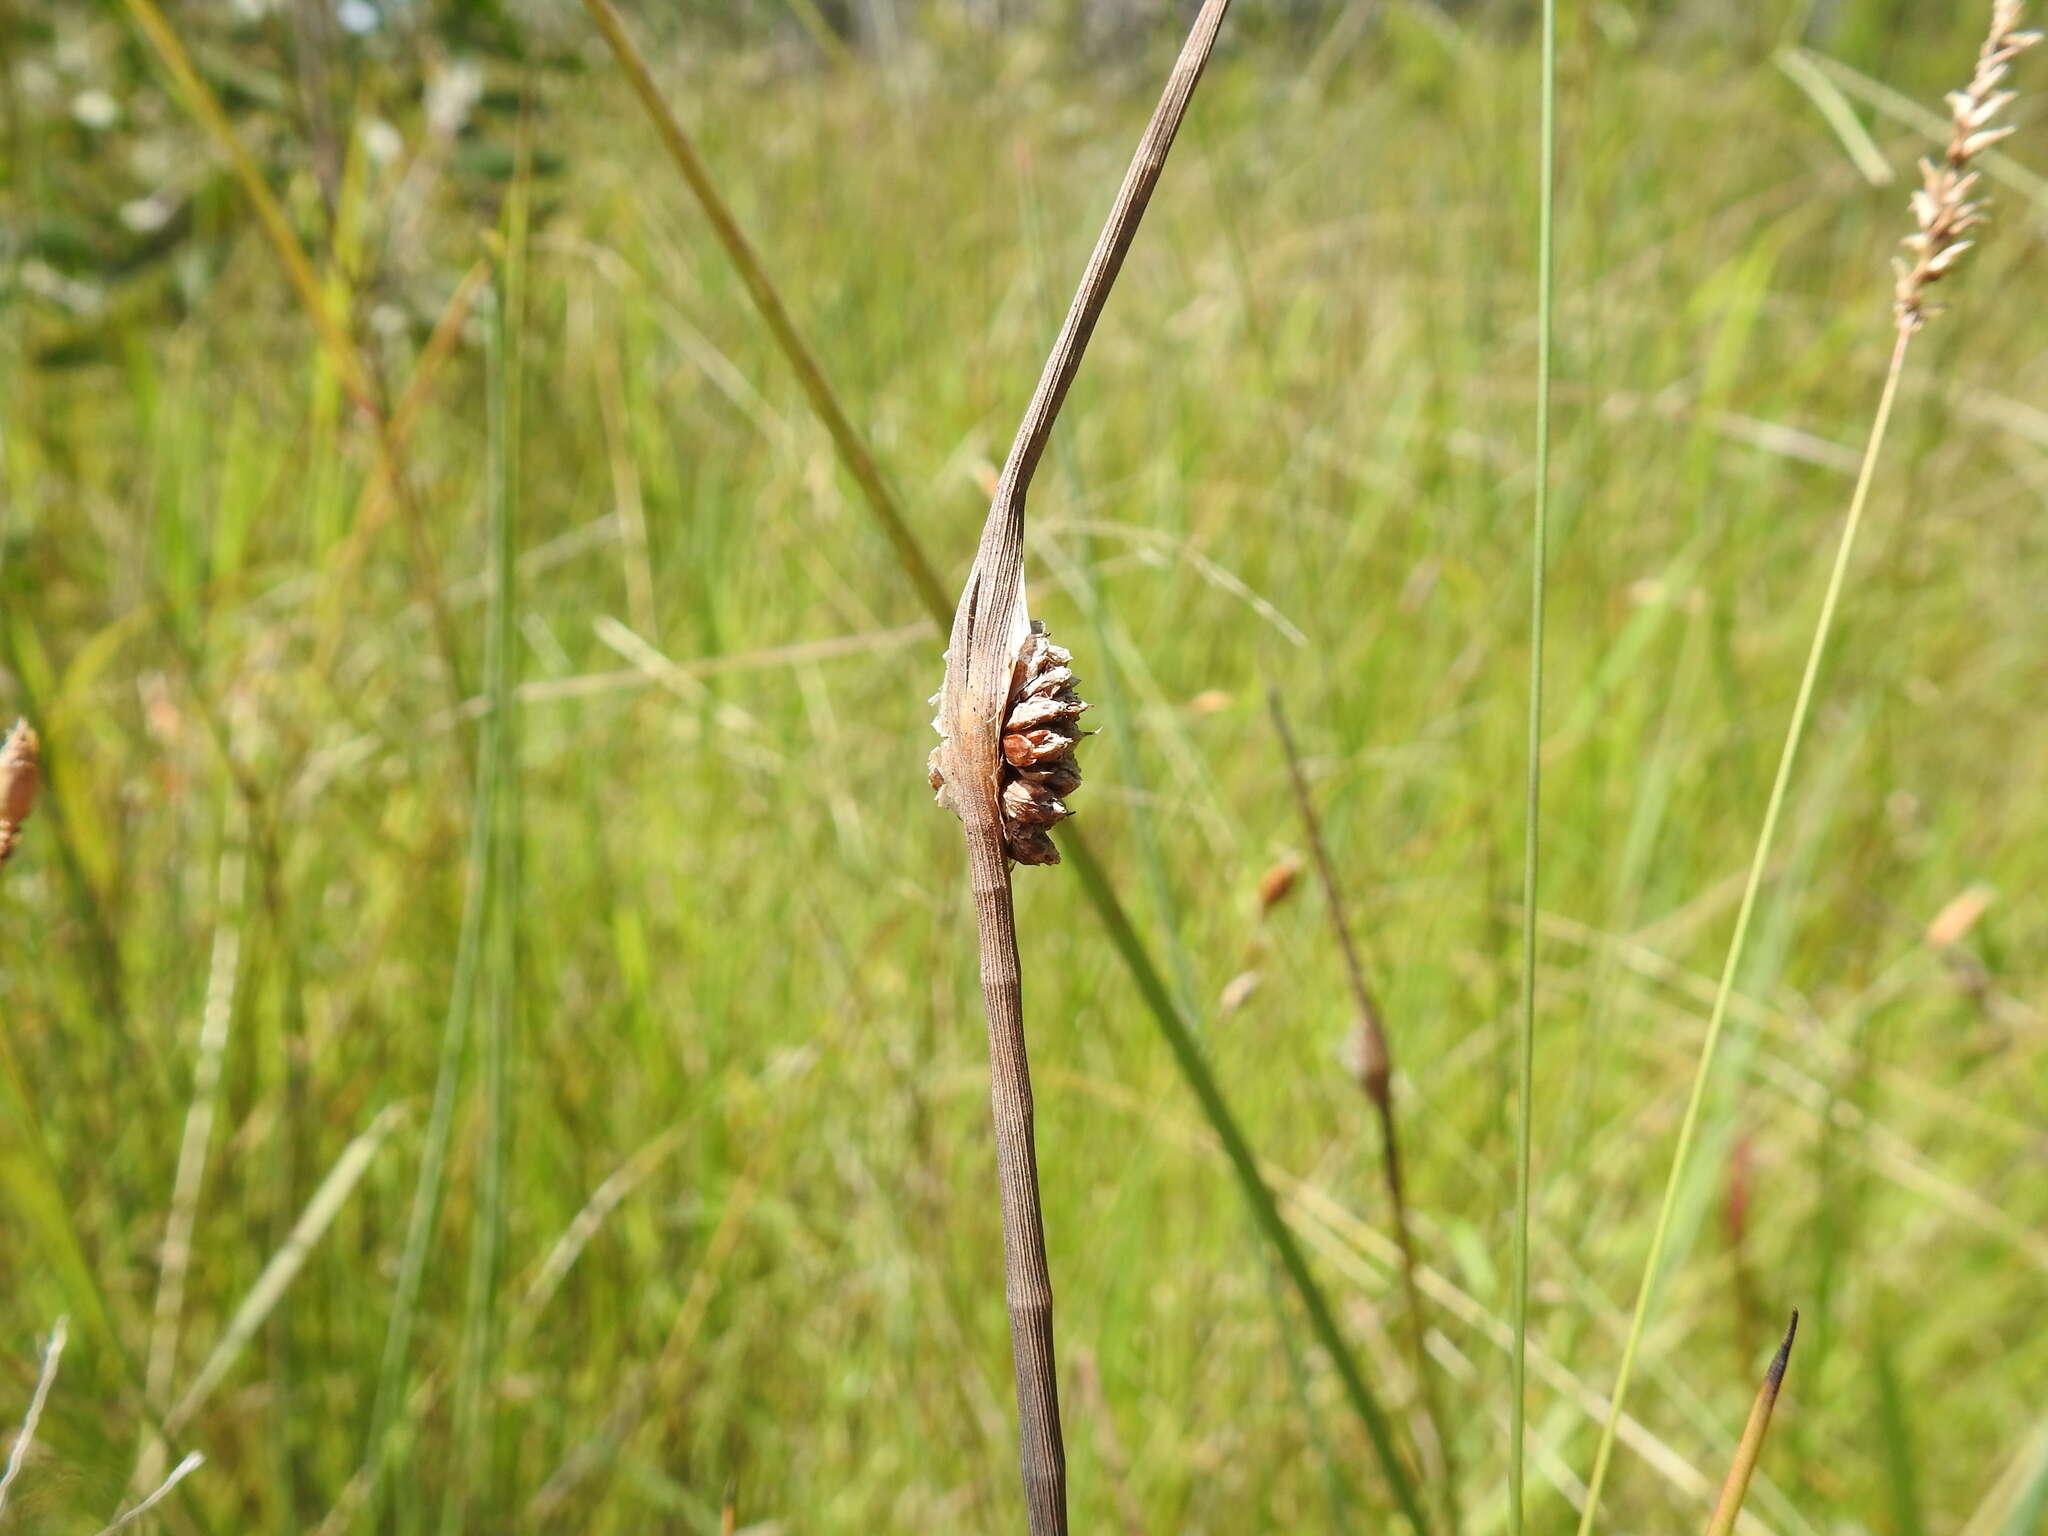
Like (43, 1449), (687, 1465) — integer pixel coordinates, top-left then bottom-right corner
(3, 1), (2045, 1531)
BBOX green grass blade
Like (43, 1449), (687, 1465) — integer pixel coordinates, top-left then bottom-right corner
(442, 146), (531, 1534)
(2002, 1420), (2048, 1536)
(1872, 1306), (1926, 1536)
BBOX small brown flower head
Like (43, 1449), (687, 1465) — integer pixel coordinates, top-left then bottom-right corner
(1895, 1), (2039, 331)
(928, 623), (1090, 866)
(0, 719), (41, 867)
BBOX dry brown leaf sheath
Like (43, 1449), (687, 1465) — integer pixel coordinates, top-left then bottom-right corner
(927, 4), (1231, 1530)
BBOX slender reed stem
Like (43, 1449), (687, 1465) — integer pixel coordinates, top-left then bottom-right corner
(1268, 687), (1454, 1530)
(1510, 4), (1558, 1530)
(132, 826), (247, 1493)
(1575, 326), (1912, 1535)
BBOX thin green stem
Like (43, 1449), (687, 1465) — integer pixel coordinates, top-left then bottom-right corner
(1509, 2), (1557, 1531)
(444, 161), (529, 1534)
(1575, 326), (1913, 1534)
(360, 250), (531, 1531)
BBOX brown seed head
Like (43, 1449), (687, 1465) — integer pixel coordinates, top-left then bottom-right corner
(0, 719), (41, 867)
(1895, 2), (2039, 330)
(1257, 856), (1301, 914)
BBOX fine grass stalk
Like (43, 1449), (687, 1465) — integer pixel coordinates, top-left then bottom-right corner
(1575, 10), (2037, 1528)
(133, 827), (247, 1493)
(578, 0), (951, 625)
(1510, 0), (1559, 1528)
(1062, 834), (1429, 1534)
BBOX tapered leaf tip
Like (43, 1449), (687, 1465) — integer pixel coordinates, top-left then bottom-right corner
(1766, 1309), (1799, 1397)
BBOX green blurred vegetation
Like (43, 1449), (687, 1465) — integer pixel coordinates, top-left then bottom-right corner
(2, 2), (2045, 1532)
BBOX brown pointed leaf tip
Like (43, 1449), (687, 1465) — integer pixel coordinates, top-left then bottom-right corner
(0, 719), (40, 867)
(928, 623), (1090, 867)
(1765, 1309), (1799, 1400)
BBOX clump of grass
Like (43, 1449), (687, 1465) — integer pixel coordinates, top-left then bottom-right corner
(1575, 8), (2037, 1530)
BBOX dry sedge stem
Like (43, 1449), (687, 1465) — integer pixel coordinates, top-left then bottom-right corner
(0, 721), (40, 869)
(1895, 1), (2040, 330)
(1705, 1312), (1799, 1536)
(929, 5), (1231, 1530)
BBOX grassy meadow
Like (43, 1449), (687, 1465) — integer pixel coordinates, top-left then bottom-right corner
(4, 3), (2046, 1531)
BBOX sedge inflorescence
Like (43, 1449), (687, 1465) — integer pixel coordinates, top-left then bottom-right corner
(1895, 1), (2040, 331)
(930, 623), (1091, 867)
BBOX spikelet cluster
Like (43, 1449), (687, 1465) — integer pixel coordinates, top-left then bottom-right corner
(1895, 2), (2040, 331)
(0, 720), (40, 867)
(929, 624), (1090, 866)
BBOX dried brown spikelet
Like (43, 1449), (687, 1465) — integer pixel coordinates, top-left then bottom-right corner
(0, 719), (40, 867)
(1895, 1), (2040, 331)
(928, 623), (1090, 866)
(1257, 856), (1301, 914)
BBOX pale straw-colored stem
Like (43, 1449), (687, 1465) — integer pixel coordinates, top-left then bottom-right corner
(1511, 0), (1559, 1527)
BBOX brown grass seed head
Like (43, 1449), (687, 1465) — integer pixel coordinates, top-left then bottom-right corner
(929, 624), (1090, 867)
(0, 719), (40, 866)
(1895, 1), (2040, 330)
